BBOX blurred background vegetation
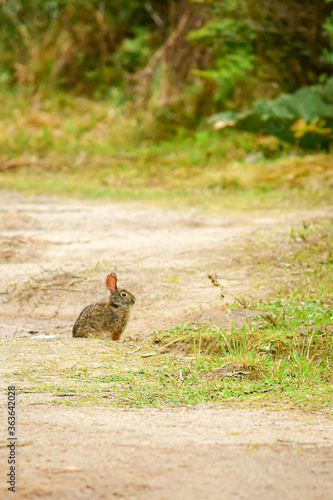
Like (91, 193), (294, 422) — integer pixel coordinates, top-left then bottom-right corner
(0, 0), (333, 199)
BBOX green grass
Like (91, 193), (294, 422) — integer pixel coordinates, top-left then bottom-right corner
(2, 303), (332, 410)
(149, 219), (333, 409)
(2, 308), (332, 411)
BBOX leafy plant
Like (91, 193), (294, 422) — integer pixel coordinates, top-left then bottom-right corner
(209, 79), (333, 149)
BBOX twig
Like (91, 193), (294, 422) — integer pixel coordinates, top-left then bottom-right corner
(141, 352), (158, 358)
(141, 10), (191, 74)
(260, 312), (277, 326)
(127, 345), (141, 355)
(220, 371), (251, 379)
(158, 336), (187, 353)
(208, 273), (247, 308)
(144, 2), (164, 26)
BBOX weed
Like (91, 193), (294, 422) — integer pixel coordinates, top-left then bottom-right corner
(213, 323), (247, 359)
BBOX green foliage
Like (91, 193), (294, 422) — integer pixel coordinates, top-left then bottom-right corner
(0, 0), (154, 94)
(192, 49), (255, 105)
(321, 10), (333, 64)
(0, 0), (332, 120)
(209, 79), (333, 149)
(187, 4), (255, 105)
(245, 0), (333, 91)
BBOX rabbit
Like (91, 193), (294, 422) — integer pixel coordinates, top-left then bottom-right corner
(72, 272), (135, 340)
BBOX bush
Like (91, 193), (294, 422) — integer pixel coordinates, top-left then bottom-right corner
(209, 78), (333, 150)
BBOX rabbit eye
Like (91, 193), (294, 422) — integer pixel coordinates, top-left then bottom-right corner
(121, 292), (127, 297)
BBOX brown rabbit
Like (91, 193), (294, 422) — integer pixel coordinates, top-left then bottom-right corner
(72, 273), (135, 340)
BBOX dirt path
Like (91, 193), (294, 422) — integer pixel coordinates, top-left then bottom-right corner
(1, 405), (333, 500)
(1, 191), (331, 338)
(1, 191), (333, 499)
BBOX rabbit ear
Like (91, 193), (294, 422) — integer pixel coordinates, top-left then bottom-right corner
(106, 273), (117, 291)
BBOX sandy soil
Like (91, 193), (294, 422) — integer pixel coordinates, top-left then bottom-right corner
(0, 191), (332, 499)
(1, 405), (333, 500)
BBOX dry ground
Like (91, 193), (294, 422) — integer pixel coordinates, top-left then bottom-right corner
(0, 190), (333, 499)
